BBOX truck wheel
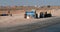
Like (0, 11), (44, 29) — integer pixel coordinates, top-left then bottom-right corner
(40, 12), (44, 18)
(44, 12), (47, 18)
(47, 14), (52, 17)
(35, 13), (38, 18)
(24, 14), (27, 18)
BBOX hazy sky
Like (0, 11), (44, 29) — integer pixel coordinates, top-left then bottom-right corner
(0, 0), (60, 6)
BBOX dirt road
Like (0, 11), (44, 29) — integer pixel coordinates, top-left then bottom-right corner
(0, 16), (60, 32)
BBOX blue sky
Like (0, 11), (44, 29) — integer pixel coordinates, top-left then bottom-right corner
(0, 0), (60, 6)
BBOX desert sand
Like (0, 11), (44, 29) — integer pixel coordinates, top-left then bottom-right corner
(0, 9), (60, 27)
(0, 6), (60, 32)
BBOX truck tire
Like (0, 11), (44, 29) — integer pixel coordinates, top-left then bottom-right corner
(47, 14), (52, 17)
(35, 13), (38, 18)
(40, 12), (44, 18)
(44, 12), (47, 18)
(24, 14), (27, 18)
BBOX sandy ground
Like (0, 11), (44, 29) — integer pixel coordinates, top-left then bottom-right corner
(0, 16), (60, 32)
(0, 15), (54, 28)
(0, 9), (60, 28)
(0, 9), (60, 32)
